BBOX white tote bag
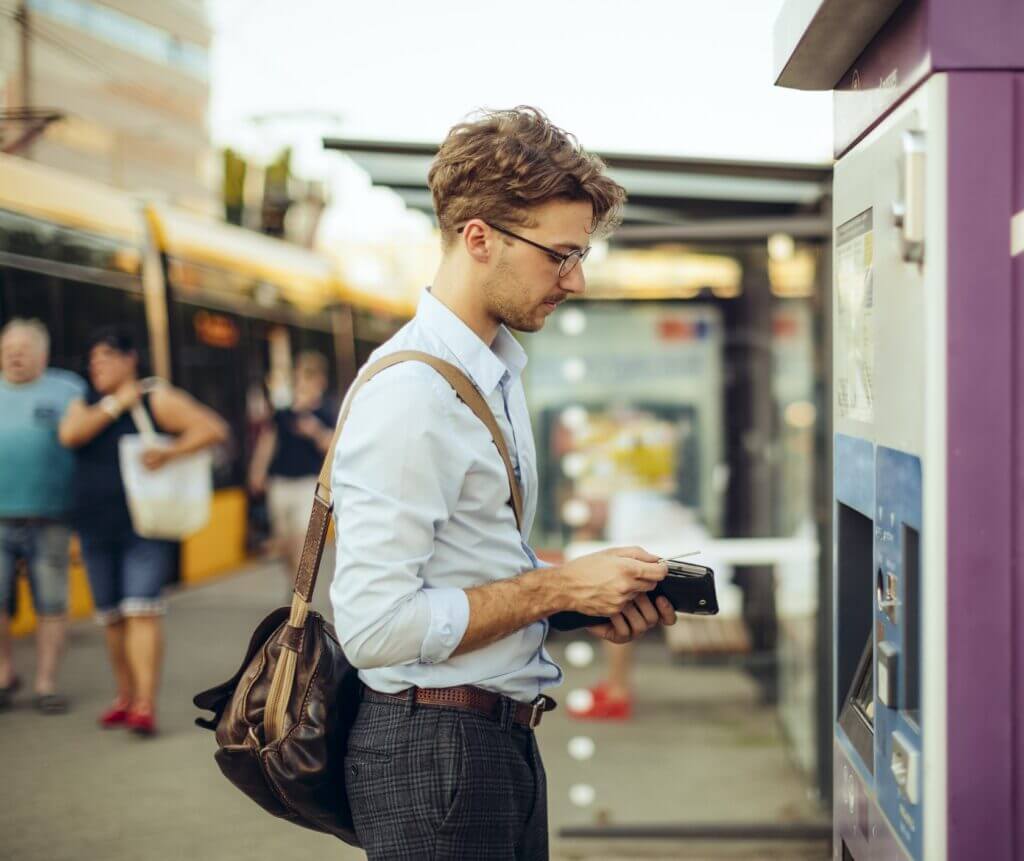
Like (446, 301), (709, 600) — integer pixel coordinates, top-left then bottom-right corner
(118, 392), (212, 541)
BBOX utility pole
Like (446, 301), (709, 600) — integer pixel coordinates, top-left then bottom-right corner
(16, 0), (32, 155)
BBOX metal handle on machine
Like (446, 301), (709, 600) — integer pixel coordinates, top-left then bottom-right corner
(893, 130), (925, 263)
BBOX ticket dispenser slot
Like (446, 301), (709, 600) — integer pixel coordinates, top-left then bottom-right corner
(902, 525), (921, 724)
(836, 503), (875, 745)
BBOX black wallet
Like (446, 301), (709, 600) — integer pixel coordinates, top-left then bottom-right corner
(548, 559), (719, 631)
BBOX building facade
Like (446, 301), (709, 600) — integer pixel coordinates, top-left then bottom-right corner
(1, 0), (214, 212)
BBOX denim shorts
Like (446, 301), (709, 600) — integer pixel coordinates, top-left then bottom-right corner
(0, 521), (72, 616)
(78, 528), (175, 624)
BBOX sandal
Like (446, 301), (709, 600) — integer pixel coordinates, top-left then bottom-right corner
(126, 707), (157, 737)
(98, 701), (131, 729)
(0, 675), (21, 710)
(33, 693), (69, 715)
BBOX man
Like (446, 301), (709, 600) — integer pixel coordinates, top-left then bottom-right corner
(248, 351), (336, 586)
(331, 107), (677, 859)
(0, 319), (86, 714)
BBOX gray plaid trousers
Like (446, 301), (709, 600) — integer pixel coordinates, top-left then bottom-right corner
(343, 694), (549, 859)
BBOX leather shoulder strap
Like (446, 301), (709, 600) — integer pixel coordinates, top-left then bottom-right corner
(317, 350), (523, 526)
(293, 350), (523, 602)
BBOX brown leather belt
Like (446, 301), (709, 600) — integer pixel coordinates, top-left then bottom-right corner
(362, 684), (557, 730)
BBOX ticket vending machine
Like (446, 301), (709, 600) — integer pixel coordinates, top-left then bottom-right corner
(774, 1), (1024, 859)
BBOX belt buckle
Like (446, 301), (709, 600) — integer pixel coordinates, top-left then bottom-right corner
(528, 696), (545, 729)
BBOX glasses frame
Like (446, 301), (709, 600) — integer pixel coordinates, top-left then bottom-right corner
(457, 220), (590, 277)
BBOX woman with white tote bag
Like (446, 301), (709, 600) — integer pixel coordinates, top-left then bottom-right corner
(59, 328), (228, 736)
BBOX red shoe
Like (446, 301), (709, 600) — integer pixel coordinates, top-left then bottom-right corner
(126, 708), (157, 737)
(567, 685), (633, 721)
(98, 702), (130, 729)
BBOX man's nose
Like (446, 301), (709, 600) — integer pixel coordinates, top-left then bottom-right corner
(560, 266), (586, 295)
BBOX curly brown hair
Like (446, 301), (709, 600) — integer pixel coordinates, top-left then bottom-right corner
(428, 106), (626, 247)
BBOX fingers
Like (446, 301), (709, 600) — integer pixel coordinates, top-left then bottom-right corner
(632, 594), (661, 627)
(585, 622), (618, 641)
(613, 545), (663, 564)
(632, 560), (668, 583)
(655, 595), (677, 625)
(608, 612), (632, 641)
(619, 603), (648, 637)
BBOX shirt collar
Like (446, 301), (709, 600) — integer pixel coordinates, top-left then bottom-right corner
(417, 287), (527, 396)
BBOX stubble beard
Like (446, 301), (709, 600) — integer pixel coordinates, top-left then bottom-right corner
(483, 259), (546, 334)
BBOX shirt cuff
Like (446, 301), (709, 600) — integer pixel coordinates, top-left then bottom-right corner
(419, 587), (470, 664)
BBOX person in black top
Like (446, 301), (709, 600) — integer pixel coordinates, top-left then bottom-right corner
(59, 328), (227, 736)
(248, 351), (337, 588)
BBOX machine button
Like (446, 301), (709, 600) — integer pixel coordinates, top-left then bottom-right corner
(877, 641), (898, 707)
(891, 731), (920, 805)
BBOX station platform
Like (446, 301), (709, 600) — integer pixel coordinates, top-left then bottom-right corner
(1, 557), (829, 860)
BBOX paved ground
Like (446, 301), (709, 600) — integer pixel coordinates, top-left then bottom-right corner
(1, 558), (829, 860)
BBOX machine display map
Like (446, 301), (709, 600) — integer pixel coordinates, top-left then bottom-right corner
(835, 208), (875, 423)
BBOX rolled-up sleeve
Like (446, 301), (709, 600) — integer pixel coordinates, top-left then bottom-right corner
(329, 370), (472, 670)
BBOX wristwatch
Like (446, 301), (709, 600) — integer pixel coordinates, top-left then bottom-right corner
(99, 395), (123, 419)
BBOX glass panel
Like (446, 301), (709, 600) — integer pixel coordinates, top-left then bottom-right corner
(170, 302), (248, 488)
(527, 241), (829, 834)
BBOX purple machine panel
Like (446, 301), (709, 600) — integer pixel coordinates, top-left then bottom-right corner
(833, 0), (1024, 157)
(1016, 70), (1024, 861)
(944, 72), (1017, 861)
(777, 1), (1024, 858)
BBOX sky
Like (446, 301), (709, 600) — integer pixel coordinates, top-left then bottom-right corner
(208, 0), (833, 242)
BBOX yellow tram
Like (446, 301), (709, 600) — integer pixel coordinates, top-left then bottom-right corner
(0, 153), (416, 634)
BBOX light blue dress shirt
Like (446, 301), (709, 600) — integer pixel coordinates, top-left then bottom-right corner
(329, 287), (563, 703)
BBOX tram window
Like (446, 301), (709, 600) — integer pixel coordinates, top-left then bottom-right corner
(0, 268), (60, 338)
(354, 338), (377, 370)
(62, 282), (149, 377)
(171, 303), (247, 488)
(287, 325), (339, 396)
(1, 272), (148, 377)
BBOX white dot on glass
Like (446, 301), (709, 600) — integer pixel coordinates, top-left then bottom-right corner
(560, 405), (589, 432)
(558, 307), (587, 337)
(561, 498), (591, 528)
(561, 452), (587, 479)
(567, 688), (595, 713)
(565, 641), (594, 668)
(568, 736), (596, 761)
(562, 358), (587, 383)
(569, 783), (596, 807)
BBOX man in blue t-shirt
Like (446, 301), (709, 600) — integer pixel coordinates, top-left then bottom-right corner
(0, 318), (85, 714)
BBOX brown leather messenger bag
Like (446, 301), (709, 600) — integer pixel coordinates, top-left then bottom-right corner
(193, 351), (525, 844)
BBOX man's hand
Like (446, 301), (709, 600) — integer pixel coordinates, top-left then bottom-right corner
(586, 593), (677, 643)
(558, 546), (668, 617)
(453, 546), (672, 660)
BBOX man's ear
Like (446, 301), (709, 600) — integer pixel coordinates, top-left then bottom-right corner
(461, 219), (493, 265)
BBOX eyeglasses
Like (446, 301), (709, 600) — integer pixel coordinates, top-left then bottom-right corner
(457, 221), (591, 278)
